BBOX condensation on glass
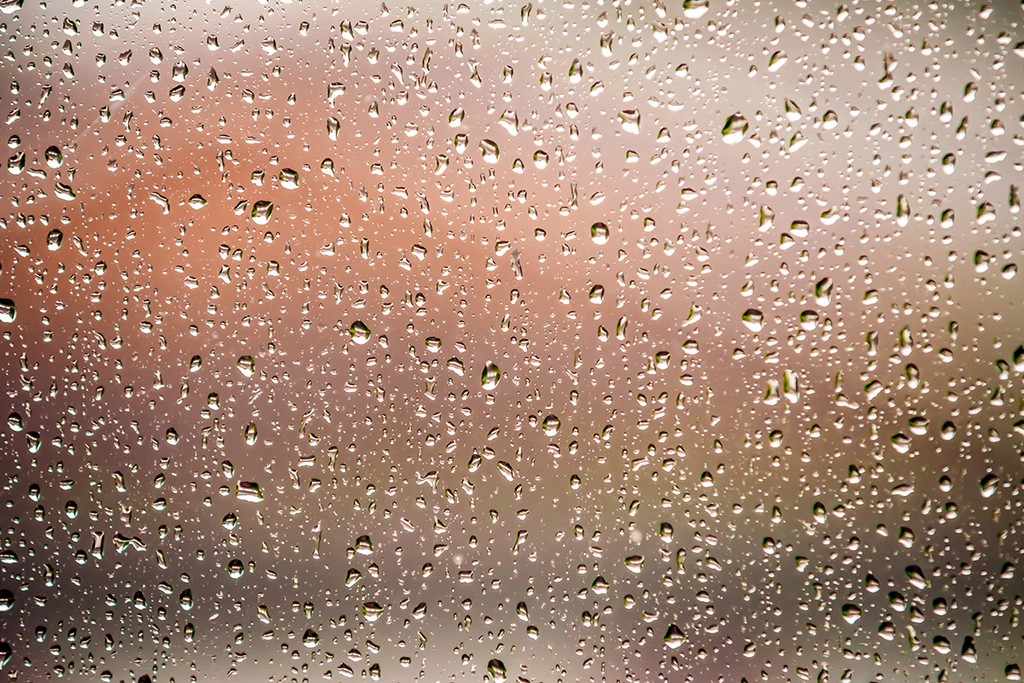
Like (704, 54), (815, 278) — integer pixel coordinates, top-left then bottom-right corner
(0, 0), (1021, 682)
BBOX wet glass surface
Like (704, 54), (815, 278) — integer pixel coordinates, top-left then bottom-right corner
(0, 1), (1022, 681)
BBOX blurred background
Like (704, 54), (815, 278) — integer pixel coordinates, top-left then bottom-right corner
(0, 0), (1022, 681)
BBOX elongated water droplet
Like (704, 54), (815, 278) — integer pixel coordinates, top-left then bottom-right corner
(236, 481), (264, 503)
(481, 361), (501, 390)
(480, 139), (500, 163)
(243, 422), (258, 445)
(541, 414), (561, 436)
(487, 659), (507, 683)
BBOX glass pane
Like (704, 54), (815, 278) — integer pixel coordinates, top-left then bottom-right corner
(1, 1), (1021, 682)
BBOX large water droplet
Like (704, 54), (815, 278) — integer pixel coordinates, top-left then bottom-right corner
(349, 321), (372, 344)
(481, 361), (501, 390)
(251, 200), (274, 224)
(0, 299), (16, 323)
(590, 222), (610, 245)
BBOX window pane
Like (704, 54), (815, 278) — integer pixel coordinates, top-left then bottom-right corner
(0, 1), (1021, 682)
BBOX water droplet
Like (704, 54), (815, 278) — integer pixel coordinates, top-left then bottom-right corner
(741, 308), (764, 332)
(48, 228), (66, 251)
(43, 145), (62, 168)
(481, 361), (501, 390)
(54, 182), (76, 201)
(980, 473), (1000, 497)
(236, 355), (256, 377)
(664, 624), (685, 649)
(350, 321), (372, 344)
(721, 114), (748, 143)
(618, 109), (641, 134)
(841, 603), (862, 623)
(279, 168), (300, 189)
(682, 0), (709, 18)
(0, 299), (16, 323)
(487, 659), (507, 683)
(541, 414), (561, 436)
(480, 139), (500, 163)
(354, 535), (374, 555)
(302, 629), (319, 648)
(236, 481), (264, 503)
(251, 200), (274, 224)
(361, 601), (384, 621)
